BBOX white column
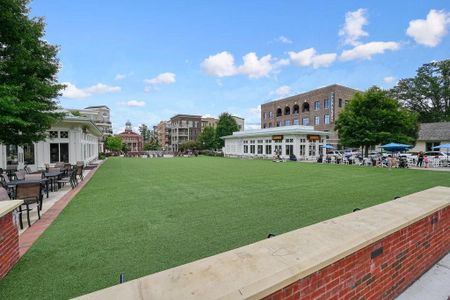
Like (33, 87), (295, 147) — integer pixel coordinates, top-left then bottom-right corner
(0, 145), (6, 169)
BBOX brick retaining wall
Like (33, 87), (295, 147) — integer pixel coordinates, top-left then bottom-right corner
(263, 207), (449, 300)
(0, 212), (20, 279)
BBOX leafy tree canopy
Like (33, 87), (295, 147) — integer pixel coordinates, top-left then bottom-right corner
(198, 125), (218, 150)
(0, 0), (64, 146)
(144, 140), (160, 151)
(390, 59), (450, 123)
(215, 113), (238, 148)
(104, 136), (123, 152)
(139, 124), (152, 142)
(335, 86), (418, 156)
(179, 140), (199, 152)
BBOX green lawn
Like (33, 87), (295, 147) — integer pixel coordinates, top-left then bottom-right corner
(1, 157), (450, 299)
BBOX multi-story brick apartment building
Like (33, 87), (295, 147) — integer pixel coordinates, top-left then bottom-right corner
(117, 121), (143, 152)
(170, 114), (202, 152)
(154, 121), (172, 150)
(260, 84), (359, 146)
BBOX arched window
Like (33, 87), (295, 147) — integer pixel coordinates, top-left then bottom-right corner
(276, 108), (282, 117)
(284, 106), (290, 115)
(302, 102), (310, 112)
(293, 105), (299, 115)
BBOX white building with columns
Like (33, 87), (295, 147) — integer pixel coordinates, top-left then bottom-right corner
(222, 125), (328, 160)
(0, 112), (102, 171)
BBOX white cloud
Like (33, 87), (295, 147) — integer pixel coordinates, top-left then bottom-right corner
(85, 83), (121, 94)
(114, 73), (126, 80)
(340, 41), (400, 61)
(126, 100), (146, 107)
(201, 51), (237, 77)
(144, 72), (176, 85)
(62, 82), (90, 99)
(383, 76), (396, 84)
(339, 9), (369, 46)
(406, 9), (450, 47)
(277, 35), (293, 44)
(201, 51), (286, 78)
(201, 114), (216, 119)
(238, 52), (273, 78)
(249, 105), (261, 116)
(288, 48), (337, 68)
(62, 82), (121, 99)
(273, 85), (291, 98)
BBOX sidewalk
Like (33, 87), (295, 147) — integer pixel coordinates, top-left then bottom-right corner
(397, 252), (450, 300)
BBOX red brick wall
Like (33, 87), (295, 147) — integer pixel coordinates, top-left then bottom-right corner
(0, 212), (20, 279)
(263, 206), (450, 300)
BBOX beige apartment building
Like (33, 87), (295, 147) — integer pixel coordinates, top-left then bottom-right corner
(260, 84), (359, 146)
(201, 116), (245, 131)
(155, 121), (171, 150)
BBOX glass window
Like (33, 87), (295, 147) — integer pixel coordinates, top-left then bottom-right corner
(324, 99), (330, 109)
(276, 108), (282, 117)
(60, 143), (69, 162)
(6, 145), (18, 165)
(257, 145), (263, 154)
(314, 101), (320, 111)
(324, 114), (330, 124)
(284, 106), (290, 115)
(315, 116), (320, 125)
(60, 131), (69, 138)
(50, 143), (59, 163)
(265, 144), (272, 155)
(269, 111), (273, 119)
(293, 119), (299, 125)
(50, 143), (69, 163)
(302, 118), (309, 126)
(250, 145), (255, 154)
(276, 121), (281, 127)
(268, 123), (272, 128)
(302, 103), (310, 112)
(285, 145), (293, 155)
(263, 123), (266, 128)
(285, 120), (291, 126)
(300, 145), (306, 156)
(49, 131), (58, 139)
(244, 145), (248, 153)
(23, 144), (35, 165)
(264, 112), (267, 119)
(338, 98), (342, 108)
(293, 105), (299, 115)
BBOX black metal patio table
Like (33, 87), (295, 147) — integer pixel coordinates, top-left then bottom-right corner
(44, 171), (64, 192)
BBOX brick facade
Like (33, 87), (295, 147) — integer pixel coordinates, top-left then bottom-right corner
(260, 84), (359, 146)
(263, 206), (450, 300)
(0, 212), (20, 279)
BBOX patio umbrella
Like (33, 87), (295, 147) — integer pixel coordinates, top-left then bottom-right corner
(432, 143), (450, 163)
(322, 144), (334, 149)
(381, 143), (412, 153)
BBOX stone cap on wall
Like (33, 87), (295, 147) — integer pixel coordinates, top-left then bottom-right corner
(0, 200), (23, 219)
(74, 186), (450, 300)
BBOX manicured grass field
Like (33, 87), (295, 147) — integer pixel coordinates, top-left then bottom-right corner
(1, 157), (450, 299)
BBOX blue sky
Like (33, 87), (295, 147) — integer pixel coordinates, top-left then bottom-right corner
(30, 0), (450, 132)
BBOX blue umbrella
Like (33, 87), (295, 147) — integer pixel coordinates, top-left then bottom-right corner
(381, 143), (412, 152)
(432, 143), (450, 149)
(322, 144), (334, 149)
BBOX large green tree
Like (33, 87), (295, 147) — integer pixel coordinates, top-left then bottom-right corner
(104, 136), (123, 152)
(198, 125), (218, 150)
(144, 140), (160, 151)
(335, 87), (418, 156)
(139, 124), (152, 142)
(0, 0), (64, 145)
(215, 113), (239, 148)
(390, 59), (450, 123)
